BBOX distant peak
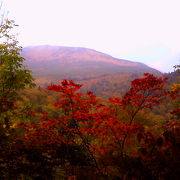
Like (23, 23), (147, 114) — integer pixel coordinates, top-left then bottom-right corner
(21, 45), (160, 73)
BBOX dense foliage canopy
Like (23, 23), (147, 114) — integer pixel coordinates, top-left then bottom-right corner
(0, 16), (179, 180)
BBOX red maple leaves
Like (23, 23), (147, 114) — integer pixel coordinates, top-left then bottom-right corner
(20, 73), (179, 170)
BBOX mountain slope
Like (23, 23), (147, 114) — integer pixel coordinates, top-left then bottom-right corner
(21, 45), (161, 97)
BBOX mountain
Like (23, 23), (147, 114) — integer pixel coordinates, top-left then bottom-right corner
(21, 45), (161, 97)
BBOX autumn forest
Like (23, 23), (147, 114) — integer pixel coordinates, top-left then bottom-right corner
(0, 18), (180, 180)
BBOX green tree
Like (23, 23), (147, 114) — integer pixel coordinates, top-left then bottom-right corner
(0, 18), (35, 129)
(0, 10), (36, 178)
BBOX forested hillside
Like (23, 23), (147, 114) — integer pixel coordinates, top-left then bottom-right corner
(21, 45), (161, 97)
(0, 20), (179, 180)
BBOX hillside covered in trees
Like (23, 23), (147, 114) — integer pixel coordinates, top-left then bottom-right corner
(21, 45), (161, 98)
(0, 19), (180, 180)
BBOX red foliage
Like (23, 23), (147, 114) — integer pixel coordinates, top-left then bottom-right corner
(19, 74), (179, 175)
(22, 75), (173, 146)
(121, 73), (169, 110)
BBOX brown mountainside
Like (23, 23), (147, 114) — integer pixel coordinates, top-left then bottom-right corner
(21, 45), (161, 97)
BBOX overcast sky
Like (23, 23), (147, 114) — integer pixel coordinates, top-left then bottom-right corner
(3, 0), (180, 72)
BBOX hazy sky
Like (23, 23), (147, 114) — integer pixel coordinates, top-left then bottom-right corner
(3, 0), (180, 72)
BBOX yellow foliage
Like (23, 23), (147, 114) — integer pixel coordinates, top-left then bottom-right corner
(171, 83), (180, 91)
(10, 122), (17, 129)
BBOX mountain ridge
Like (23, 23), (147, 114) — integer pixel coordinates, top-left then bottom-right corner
(22, 45), (151, 66)
(21, 45), (161, 97)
